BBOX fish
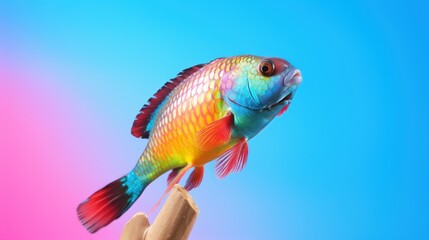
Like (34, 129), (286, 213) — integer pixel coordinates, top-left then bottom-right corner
(77, 55), (302, 233)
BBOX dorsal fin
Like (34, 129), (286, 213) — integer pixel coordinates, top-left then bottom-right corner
(131, 63), (207, 138)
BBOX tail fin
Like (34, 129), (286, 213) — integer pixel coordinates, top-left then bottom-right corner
(77, 171), (146, 233)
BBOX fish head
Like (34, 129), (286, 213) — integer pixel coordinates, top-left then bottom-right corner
(222, 56), (302, 113)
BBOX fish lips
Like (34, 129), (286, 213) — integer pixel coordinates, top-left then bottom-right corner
(283, 67), (302, 87)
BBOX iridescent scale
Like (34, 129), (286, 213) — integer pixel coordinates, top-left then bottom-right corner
(136, 57), (250, 179)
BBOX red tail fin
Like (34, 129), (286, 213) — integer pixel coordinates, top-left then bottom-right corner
(77, 173), (145, 233)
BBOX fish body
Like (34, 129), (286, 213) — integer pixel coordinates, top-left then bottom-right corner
(78, 55), (302, 233)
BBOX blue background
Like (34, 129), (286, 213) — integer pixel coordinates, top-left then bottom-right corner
(1, 0), (428, 239)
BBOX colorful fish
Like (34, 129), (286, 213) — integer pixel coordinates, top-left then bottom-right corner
(77, 55), (302, 233)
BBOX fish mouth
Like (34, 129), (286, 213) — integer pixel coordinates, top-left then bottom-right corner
(263, 92), (293, 110)
(284, 68), (302, 87)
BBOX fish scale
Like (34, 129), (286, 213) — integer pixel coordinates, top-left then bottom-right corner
(77, 55), (302, 233)
(142, 58), (233, 167)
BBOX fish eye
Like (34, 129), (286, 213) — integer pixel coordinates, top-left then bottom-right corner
(259, 59), (275, 77)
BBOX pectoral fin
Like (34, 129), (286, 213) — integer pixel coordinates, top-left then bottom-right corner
(215, 138), (249, 179)
(196, 113), (234, 150)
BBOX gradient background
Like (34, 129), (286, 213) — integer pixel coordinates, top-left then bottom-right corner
(1, 0), (428, 239)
